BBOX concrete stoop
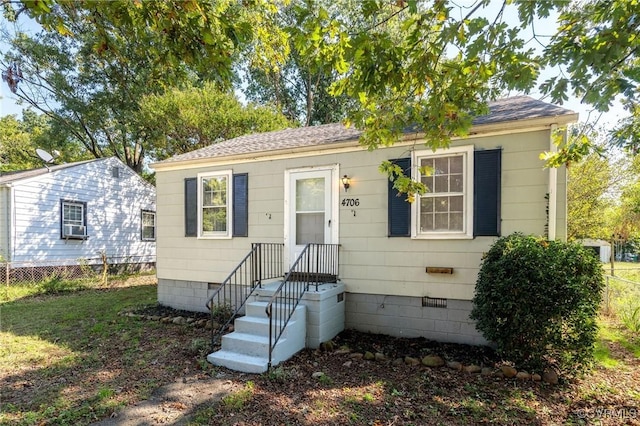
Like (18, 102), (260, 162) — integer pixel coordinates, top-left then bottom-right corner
(207, 301), (306, 373)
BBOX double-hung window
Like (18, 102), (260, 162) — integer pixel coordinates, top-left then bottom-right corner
(197, 170), (233, 238)
(412, 145), (474, 239)
(61, 200), (87, 239)
(141, 210), (156, 241)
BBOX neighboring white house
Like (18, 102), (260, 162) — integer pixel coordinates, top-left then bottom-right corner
(151, 96), (576, 358)
(0, 157), (156, 273)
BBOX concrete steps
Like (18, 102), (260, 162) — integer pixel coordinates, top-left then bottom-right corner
(207, 300), (306, 373)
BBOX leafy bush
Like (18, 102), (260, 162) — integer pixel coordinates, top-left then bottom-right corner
(38, 274), (87, 295)
(470, 233), (604, 375)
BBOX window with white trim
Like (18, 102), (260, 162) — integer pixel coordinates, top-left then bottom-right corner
(412, 146), (474, 239)
(141, 210), (156, 241)
(197, 170), (233, 238)
(61, 200), (87, 239)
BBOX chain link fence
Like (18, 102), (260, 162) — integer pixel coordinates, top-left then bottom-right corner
(0, 255), (155, 285)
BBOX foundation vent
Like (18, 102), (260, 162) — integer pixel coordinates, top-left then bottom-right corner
(422, 296), (447, 309)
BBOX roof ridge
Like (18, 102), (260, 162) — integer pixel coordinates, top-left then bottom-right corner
(153, 96), (577, 167)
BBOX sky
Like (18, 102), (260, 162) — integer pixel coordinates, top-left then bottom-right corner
(0, 2), (627, 131)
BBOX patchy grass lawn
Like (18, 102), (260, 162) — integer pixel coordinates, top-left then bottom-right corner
(1, 278), (639, 425)
(0, 278), (208, 425)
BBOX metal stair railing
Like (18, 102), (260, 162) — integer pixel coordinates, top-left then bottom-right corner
(265, 243), (340, 368)
(206, 243), (284, 349)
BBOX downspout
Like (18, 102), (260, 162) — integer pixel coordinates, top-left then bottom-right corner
(0, 184), (13, 263)
(547, 124), (558, 241)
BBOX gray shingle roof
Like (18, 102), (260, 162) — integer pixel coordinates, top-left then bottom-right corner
(0, 158), (101, 185)
(154, 96), (576, 166)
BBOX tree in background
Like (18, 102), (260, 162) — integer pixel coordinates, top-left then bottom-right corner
(567, 151), (613, 241)
(243, 0), (360, 126)
(0, 109), (86, 172)
(0, 114), (39, 172)
(0, 0), (289, 172)
(608, 155), (640, 242)
(139, 83), (290, 160)
(2, 0), (638, 181)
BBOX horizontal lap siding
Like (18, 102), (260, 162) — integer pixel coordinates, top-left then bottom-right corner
(155, 129), (558, 301)
(10, 158), (155, 264)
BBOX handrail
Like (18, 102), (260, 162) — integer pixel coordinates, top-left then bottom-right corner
(265, 243), (339, 368)
(206, 243), (284, 349)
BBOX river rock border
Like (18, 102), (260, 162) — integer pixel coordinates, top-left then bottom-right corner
(119, 309), (559, 385)
(118, 310), (222, 330)
(318, 341), (559, 385)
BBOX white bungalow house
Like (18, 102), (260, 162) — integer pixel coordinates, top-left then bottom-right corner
(0, 157), (156, 277)
(151, 96), (576, 373)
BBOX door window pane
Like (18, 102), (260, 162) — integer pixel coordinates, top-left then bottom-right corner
(296, 212), (325, 244)
(296, 178), (325, 211)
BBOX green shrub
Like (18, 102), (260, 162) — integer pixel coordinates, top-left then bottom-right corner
(38, 274), (87, 295)
(470, 233), (604, 375)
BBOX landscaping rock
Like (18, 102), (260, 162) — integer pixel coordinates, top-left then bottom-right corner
(320, 341), (336, 352)
(375, 352), (386, 361)
(500, 366), (518, 378)
(393, 358), (404, 366)
(532, 374), (542, 382)
(404, 356), (421, 366)
(421, 355), (445, 368)
(446, 361), (463, 371)
(364, 351), (375, 360)
(481, 367), (493, 376)
(516, 371), (531, 380)
(350, 353), (364, 360)
(542, 370), (559, 385)
(342, 361), (353, 368)
(172, 316), (187, 325)
(464, 364), (482, 374)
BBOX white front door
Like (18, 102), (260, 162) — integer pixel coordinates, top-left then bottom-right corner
(285, 166), (338, 267)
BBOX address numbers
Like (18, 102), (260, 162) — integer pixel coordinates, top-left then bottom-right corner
(341, 198), (360, 207)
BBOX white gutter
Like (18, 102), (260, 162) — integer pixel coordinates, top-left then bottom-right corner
(547, 124), (558, 240)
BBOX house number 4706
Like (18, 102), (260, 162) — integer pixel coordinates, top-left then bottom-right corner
(342, 198), (360, 207)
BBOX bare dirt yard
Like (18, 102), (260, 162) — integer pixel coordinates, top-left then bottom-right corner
(1, 278), (638, 425)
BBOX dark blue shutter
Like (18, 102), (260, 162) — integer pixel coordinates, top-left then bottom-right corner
(233, 173), (249, 237)
(184, 178), (197, 237)
(388, 158), (411, 237)
(473, 149), (501, 236)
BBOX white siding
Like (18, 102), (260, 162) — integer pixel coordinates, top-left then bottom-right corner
(155, 129), (564, 301)
(9, 157), (155, 265)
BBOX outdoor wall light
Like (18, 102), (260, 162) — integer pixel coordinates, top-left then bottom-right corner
(341, 175), (351, 192)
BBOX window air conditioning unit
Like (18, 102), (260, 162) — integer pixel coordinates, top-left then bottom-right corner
(64, 224), (86, 238)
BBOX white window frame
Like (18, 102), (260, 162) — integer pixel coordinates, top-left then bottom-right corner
(411, 145), (474, 239)
(141, 210), (156, 241)
(61, 200), (87, 239)
(197, 170), (233, 239)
